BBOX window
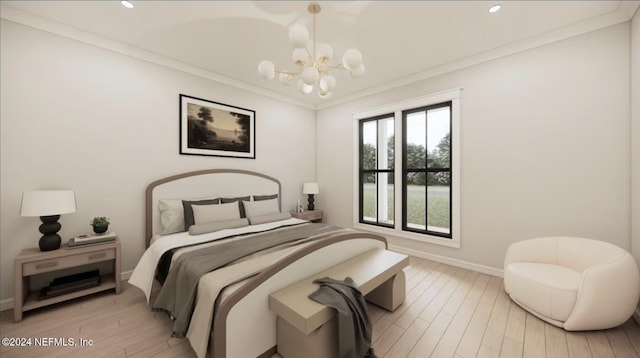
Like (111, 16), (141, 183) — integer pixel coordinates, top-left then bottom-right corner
(402, 102), (452, 237)
(359, 114), (394, 227)
(354, 90), (460, 247)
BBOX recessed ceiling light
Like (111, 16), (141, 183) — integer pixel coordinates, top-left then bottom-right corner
(121, 0), (134, 9)
(489, 4), (501, 13)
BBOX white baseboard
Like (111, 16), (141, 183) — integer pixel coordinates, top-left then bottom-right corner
(121, 269), (132, 281)
(0, 298), (13, 312)
(388, 244), (504, 278)
(1, 270), (133, 312)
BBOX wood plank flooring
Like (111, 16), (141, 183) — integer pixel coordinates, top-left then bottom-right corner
(1, 256), (638, 358)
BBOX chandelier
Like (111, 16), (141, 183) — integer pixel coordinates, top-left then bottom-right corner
(257, 2), (365, 99)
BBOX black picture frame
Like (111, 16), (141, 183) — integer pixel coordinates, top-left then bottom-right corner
(179, 94), (255, 159)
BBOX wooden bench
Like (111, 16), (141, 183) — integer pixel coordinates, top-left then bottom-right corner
(269, 248), (410, 358)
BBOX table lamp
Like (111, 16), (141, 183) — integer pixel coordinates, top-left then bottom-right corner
(20, 190), (77, 251)
(302, 182), (319, 211)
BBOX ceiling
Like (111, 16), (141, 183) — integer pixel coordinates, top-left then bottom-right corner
(2, 1), (638, 107)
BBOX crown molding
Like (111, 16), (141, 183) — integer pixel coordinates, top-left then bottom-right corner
(0, 5), (315, 110)
(316, 2), (640, 110)
(618, 1), (640, 18)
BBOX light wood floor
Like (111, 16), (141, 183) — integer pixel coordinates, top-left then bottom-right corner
(1, 256), (639, 358)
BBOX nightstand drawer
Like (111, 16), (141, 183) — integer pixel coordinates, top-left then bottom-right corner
(23, 248), (115, 276)
(291, 210), (322, 221)
(302, 211), (322, 221)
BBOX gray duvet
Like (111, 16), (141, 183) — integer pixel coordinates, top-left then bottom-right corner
(153, 223), (340, 336)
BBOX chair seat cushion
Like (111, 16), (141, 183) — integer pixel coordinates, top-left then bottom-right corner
(505, 262), (581, 322)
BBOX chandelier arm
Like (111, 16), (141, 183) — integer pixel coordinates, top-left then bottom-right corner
(312, 6), (317, 68)
(275, 69), (303, 76)
(321, 63), (349, 72)
(304, 48), (313, 60)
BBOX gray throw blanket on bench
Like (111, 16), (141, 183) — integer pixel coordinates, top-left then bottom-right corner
(153, 223), (340, 336)
(309, 277), (378, 358)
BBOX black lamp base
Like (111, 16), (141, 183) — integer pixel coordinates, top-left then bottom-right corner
(307, 194), (315, 211)
(38, 215), (62, 251)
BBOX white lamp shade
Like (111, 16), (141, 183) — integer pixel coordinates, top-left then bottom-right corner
(258, 60), (275, 80)
(297, 79), (313, 94)
(20, 190), (77, 217)
(289, 24), (309, 48)
(302, 182), (319, 195)
(317, 43), (334, 62)
(302, 66), (319, 85)
(349, 64), (366, 79)
(292, 48), (309, 65)
(319, 75), (336, 92)
(342, 48), (363, 70)
(318, 90), (332, 99)
(278, 73), (293, 85)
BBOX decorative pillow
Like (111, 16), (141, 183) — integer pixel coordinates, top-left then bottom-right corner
(189, 218), (249, 236)
(221, 196), (251, 218)
(182, 198), (221, 230)
(192, 201), (240, 225)
(248, 212), (291, 225)
(159, 199), (185, 235)
(253, 194), (278, 201)
(159, 198), (215, 235)
(242, 198), (279, 219)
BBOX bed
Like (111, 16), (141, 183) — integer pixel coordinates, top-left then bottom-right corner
(128, 169), (388, 358)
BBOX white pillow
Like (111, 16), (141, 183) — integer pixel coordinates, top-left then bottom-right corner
(192, 201), (241, 225)
(158, 199), (186, 235)
(242, 198), (279, 219)
(158, 197), (216, 235)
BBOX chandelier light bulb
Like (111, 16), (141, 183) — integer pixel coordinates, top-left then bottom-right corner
(350, 64), (365, 79)
(278, 73), (293, 85)
(297, 79), (313, 95)
(318, 90), (333, 99)
(258, 60), (275, 80)
(319, 75), (336, 92)
(302, 67), (320, 85)
(316, 43), (334, 63)
(342, 48), (363, 70)
(292, 48), (309, 66)
(289, 24), (310, 49)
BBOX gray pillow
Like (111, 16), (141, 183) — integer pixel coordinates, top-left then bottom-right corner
(243, 198), (279, 219)
(253, 194), (278, 201)
(192, 202), (240, 225)
(221, 196), (250, 218)
(182, 198), (220, 230)
(248, 212), (291, 225)
(189, 218), (249, 236)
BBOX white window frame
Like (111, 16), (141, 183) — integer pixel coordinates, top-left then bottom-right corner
(352, 88), (462, 248)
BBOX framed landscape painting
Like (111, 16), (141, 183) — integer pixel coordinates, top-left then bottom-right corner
(180, 94), (255, 159)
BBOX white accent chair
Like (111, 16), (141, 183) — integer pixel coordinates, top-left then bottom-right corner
(504, 236), (640, 331)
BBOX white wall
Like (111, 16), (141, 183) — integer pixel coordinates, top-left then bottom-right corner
(631, 8), (640, 314)
(316, 23), (631, 270)
(0, 20), (316, 301)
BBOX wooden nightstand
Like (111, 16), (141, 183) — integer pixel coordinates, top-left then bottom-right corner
(13, 239), (121, 322)
(290, 210), (323, 223)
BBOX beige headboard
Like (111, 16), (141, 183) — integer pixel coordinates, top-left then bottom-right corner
(145, 169), (281, 247)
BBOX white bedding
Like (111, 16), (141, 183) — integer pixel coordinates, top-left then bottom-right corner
(128, 217), (307, 303)
(186, 227), (354, 358)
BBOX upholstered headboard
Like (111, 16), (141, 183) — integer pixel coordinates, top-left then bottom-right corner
(145, 169), (281, 247)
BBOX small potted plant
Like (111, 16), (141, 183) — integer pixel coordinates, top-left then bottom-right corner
(90, 217), (110, 234)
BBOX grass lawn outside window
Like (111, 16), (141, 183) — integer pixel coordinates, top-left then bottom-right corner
(362, 184), (450, 231)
